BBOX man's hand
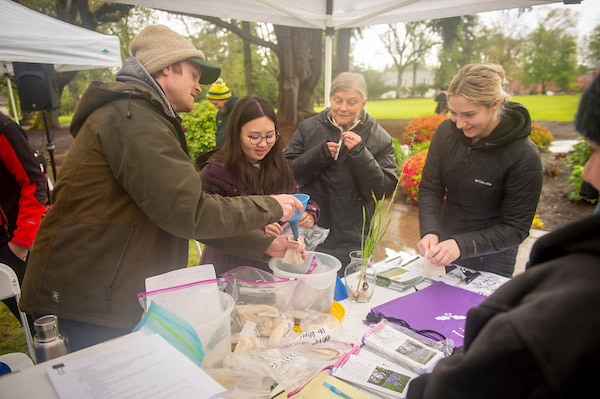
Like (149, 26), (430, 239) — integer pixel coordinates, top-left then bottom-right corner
(417, 234), (439, 256)
(8, 241), (28, 261)
(271, 194), (303, 222)
(264, 222), (283, 237)
(265, 235), (306, 259)
(427, 239), (460, 267)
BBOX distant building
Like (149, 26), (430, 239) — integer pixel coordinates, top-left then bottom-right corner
(381, 68), (436, 99)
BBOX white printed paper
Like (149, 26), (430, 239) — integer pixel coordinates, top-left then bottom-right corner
(331, 350), (416, 399)
(46, 334), (227, 399)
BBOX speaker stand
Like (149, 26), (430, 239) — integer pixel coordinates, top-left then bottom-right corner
(41, 111), (58, 185)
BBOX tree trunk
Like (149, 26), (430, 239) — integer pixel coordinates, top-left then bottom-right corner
(336, 28), (352, 75)
(242, 21), (256, 96)
(273, 25), (322, 126)
(31, 110), (59, 130)
(295, 29), (322, 122)
(273, 25), (299, 126)
(412, 62), (418, 97)
(395, 66), (406, 99)
(201, 17), (323, 129)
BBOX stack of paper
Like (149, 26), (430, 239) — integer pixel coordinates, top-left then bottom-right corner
(375, 266), (423, 292)
(331, 348), (417, 399)
(362, 322), (445, 374)
(46, 334), (227, 399)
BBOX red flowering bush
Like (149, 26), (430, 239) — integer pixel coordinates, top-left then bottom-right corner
(400, 149), (429, 205)
(530, 123), (555, 150)
(402, 114), (448, 144)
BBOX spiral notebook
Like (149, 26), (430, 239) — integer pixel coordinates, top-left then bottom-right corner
(366, 282), (486, 347)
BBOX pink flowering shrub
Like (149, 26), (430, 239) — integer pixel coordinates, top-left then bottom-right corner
(403, 114), (448, 144)
(400, 149), (429, 205)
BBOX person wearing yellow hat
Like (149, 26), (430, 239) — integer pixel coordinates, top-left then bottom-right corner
(207, 78), (239, 148)
(20, 24), (305, 351)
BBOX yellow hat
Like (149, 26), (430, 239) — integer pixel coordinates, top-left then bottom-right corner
(207, 78), (232, 100)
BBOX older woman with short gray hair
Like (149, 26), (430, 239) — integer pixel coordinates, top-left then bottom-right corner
(285, 72), (398, 269)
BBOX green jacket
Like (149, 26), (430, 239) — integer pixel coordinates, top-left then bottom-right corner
(21, 58), (281, 328)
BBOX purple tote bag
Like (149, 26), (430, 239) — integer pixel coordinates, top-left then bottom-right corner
(366, 282), (486, 347)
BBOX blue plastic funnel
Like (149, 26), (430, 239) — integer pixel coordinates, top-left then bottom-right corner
(288, 193), (309, 240)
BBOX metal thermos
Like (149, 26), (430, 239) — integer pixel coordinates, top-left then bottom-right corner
(33, 315), (70, 362)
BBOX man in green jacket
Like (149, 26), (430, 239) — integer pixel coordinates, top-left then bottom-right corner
(21, 25), (304, 351)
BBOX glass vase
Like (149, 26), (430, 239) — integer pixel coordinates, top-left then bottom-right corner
(344, 250), (376, 303)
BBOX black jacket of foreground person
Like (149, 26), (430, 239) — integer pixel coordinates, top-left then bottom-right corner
(408, 212), (600, 398)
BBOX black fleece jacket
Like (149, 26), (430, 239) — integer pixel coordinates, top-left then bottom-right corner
(407, 212), (600, 399)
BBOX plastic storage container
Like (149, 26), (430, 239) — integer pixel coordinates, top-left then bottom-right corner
(269, 251), (341, 314)
(192, 291), (234, 367)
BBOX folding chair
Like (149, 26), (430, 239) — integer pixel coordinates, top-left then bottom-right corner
(0, 263), (36, 364)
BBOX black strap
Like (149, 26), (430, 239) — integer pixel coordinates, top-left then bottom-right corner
(365, 311), (447, 342)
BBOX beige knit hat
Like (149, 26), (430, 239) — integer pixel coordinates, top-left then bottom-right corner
(130, 25), (221, 84)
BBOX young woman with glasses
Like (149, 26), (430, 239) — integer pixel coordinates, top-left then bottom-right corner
(198, 96), (319, 274)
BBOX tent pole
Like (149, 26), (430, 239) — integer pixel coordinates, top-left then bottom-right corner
(324, 0), (334, 108)
(324, 28), (333, 108)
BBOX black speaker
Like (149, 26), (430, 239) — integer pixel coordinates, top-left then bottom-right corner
(13, 62), (61, 112)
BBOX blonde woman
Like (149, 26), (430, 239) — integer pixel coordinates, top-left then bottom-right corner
(417, 63), (543, 277)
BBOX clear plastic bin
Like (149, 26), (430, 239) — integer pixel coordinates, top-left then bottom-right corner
(193, 291), (234, 368)
(269, 251), (341, 314)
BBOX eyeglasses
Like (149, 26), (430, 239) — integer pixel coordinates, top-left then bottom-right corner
(247, 131), (280, 145)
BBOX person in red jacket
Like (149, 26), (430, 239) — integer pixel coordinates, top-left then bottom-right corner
(0, 112), (47, 325)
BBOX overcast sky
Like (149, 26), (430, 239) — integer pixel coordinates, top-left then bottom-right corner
(352, 1), (600, 71)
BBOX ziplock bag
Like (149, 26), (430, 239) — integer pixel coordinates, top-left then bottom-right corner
(132, 301), (205, 366)
(221, 266), (296, 341)
(281, 224), (330, 251)
(203, 367), (275, 399)
(222, 341), (352, 393)
(137, 278), (226, 327)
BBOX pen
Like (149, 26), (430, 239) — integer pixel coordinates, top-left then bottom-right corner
(333, 136), (343, 160)
(323, 381), (353, 399)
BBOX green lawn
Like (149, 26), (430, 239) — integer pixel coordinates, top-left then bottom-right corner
(317, 94), (580, 122)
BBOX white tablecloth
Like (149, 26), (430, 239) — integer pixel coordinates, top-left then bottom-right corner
(0, 282), (426, 398)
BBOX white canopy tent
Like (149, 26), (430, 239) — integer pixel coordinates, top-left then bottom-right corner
(0, 0), (122, 120)
(105, 0), (565, 105)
